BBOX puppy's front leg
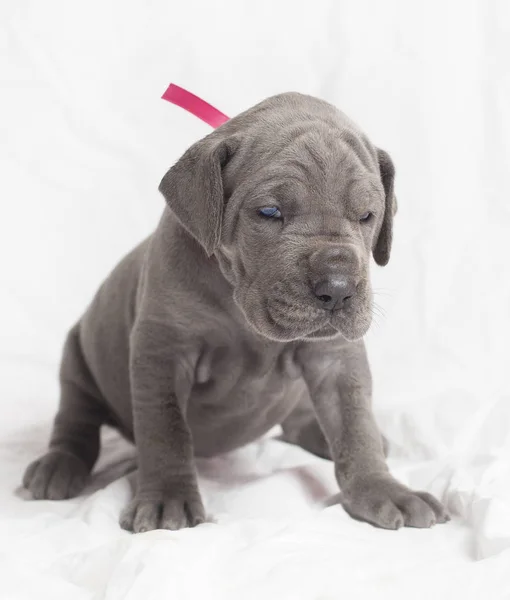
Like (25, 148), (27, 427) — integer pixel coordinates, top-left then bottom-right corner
(120, 321), (204, 533)
(298, 339), (449, 529)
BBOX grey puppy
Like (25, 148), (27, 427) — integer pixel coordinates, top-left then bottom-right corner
(23, 92), (449, 532)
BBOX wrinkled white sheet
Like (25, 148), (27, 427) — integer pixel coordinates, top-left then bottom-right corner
(1, 1), (510, 598)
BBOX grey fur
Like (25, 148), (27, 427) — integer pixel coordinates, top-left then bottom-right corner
(22, 92), (448, 532)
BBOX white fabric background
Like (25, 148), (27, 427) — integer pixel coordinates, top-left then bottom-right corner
(1, 1), (510, 598)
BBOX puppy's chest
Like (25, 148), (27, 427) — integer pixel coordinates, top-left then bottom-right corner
(192, 339), (302, 402)
(187, 340), (305, 457)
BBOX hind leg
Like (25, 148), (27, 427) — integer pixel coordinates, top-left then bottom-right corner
(23, 325), (107, 500)
(280, 394), (389, 460)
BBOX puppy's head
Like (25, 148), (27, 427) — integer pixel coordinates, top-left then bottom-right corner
(159, 93), (396, 342)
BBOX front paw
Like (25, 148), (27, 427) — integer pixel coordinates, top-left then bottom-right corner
(120, 482), (205, 533)
(341, 473), (449, 530)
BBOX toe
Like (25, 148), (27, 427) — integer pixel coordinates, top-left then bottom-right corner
(416, 491), (450, 524)
(29, 461), (57, 500)
(397, 494), (436, 528)
(371, 499), (404, 530)
(133, 501), (162, 533)
(184, 497), (206, 528)
(119, 501), (137, 531)
(161, 499), (188, 530)
(22, 460), (39, 488)
(47, 457), (87, 500)
(345, 494), (404, 530)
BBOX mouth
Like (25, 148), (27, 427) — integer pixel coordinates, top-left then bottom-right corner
(264, 299), (329, 340)
(266, 287), (373, 341)
(235, 279), (372, 343)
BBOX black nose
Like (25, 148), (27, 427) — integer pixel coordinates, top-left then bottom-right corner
(313, 276), (356, 310)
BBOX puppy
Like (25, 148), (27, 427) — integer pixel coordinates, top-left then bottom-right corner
(23, 92), (449, 532)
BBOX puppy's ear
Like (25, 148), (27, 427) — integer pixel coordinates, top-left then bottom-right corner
(159, 135), (237, 256)
(373, 148), (397, 266)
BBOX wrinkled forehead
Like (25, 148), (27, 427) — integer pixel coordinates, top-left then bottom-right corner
(238, 133), (384, 212)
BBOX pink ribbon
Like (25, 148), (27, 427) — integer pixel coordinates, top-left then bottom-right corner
(161, 83), (230, 128)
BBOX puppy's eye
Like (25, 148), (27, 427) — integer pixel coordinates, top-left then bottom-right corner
(359, 212), (373, 223)
(258, 206), (282, 219)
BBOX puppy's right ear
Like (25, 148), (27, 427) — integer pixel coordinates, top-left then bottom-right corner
(159, 135), (237, 256)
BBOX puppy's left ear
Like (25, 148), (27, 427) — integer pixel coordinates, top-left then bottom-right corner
(373, 148), (397, 266)
(159, 134), (238, 256)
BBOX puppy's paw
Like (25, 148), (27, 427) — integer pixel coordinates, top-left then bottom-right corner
(23, 451), (90, 500)
(120, 485), (205, 533)
(341, 473), (449, 530)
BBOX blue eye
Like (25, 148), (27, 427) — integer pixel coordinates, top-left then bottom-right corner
(359, 212), (372, 222)
(258, 206), (282, 219)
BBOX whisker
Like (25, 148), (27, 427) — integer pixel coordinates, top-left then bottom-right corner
(372, 292), (394, 300)
(372, 305), (386, 318)
(371, 301), (387, 325)
(369, 314), (383, 331)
